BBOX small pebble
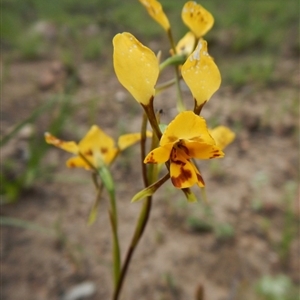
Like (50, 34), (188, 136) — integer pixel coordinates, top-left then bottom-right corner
(61, 281), (96, 300)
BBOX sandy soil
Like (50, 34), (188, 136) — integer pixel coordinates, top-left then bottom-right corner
(1, 53), (299, 300)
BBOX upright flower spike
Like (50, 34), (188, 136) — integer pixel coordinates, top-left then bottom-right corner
(139, 0), (170, 32)
(144, 111), (224, 189)
(181, 39), (221, 113)
(182, 1), (214, 38)
(45, 125), (152, 170)
(113, 32), (159, 106)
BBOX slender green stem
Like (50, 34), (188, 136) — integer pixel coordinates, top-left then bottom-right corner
(112, 113), (158, 300)
(140, 113), (149, 186)
(159, 55), (186, 72)
(155, 78), (176, 94)
(79, 154), (121, 288)
(98, 167), (120, 288)
(167, 28), (176, 54)
(108, 206), (121, 288)
(166, 28), (185, 112)
(142, 97), (162, 141)
(112, 197), (152, 300)
(174, 66), (185, 112)
(88, 174), (104, 225)
(193, 100), (207, 115)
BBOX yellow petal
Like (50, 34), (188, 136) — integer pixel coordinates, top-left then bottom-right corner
(182, 1), (214, 38)
(78, 125), (118, 166)
(44, 132), (79, 154)
(184, 141), (224, 159)
(113, 32), (159, 105)
(118, 131), (152, 151)
(210, 126), (236, 150)
(181, 39), (221, 106)
(170, 150), (198, 188)
(175, 31), (196, 56)
(144, 144), (172, 164)
(160, 111), (215, 146)
(66, 156), (92, 170)
(139, 0), (170, 31)
(190, 162), (205, 187)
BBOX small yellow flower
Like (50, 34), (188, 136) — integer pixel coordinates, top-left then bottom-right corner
(181, 39), (221, 108)
(182, 1), (214, 39)
(113, 32), (159, 106)
(139, 0), (170, 32)
(45, 125), (151, 170)
(144, 111), (224, 188)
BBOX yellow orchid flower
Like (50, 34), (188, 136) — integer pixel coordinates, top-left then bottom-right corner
(144, 111), (224, 189)
(139, 0), (170, 32)
(45, 125), (152, 170)
(113, 32), (159, 106)
(182, 1), (214, 39)
(210, 126), (236, 150)
(181, 39), (221, 111)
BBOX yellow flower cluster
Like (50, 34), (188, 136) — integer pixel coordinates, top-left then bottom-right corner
(45, 0), (235, 193)
(113, 0), (235, 190)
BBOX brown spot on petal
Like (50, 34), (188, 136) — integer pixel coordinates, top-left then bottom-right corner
(145, 152), (157, 164)
(68, 162), (76, 168)
(177, 141), (190, 156)
(84, 149), (93, 156)
(167, 136), (178, 143)
(171, 163), (193, 188)
(101, 147), (108, 154)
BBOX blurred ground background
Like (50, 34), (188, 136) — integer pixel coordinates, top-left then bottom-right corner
(1, 0), (299, 299)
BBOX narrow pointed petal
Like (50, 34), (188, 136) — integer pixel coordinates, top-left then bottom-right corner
(190, 161), (205, 187)
(66, 156), (92, 170)
(210, 126), (236, 150)
(139, 0), (170, 31)
(144, 144), (172, 164)
(131, 173), (170, 202)
(160, 111), (215, 146)
(118, 131), (152, 151)
(184, 141), (224, 159)
(182, 1), (214, 38)
(181, 39), (221, 107)
(45, 132), (79, 154)
(113, 32), (159, 105)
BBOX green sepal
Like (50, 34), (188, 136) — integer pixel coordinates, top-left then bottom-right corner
(131, 173), (170, 203)
(95, 154), (115, 199)
(159, 123), (167, 134)
(182, 188), (198, 203)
